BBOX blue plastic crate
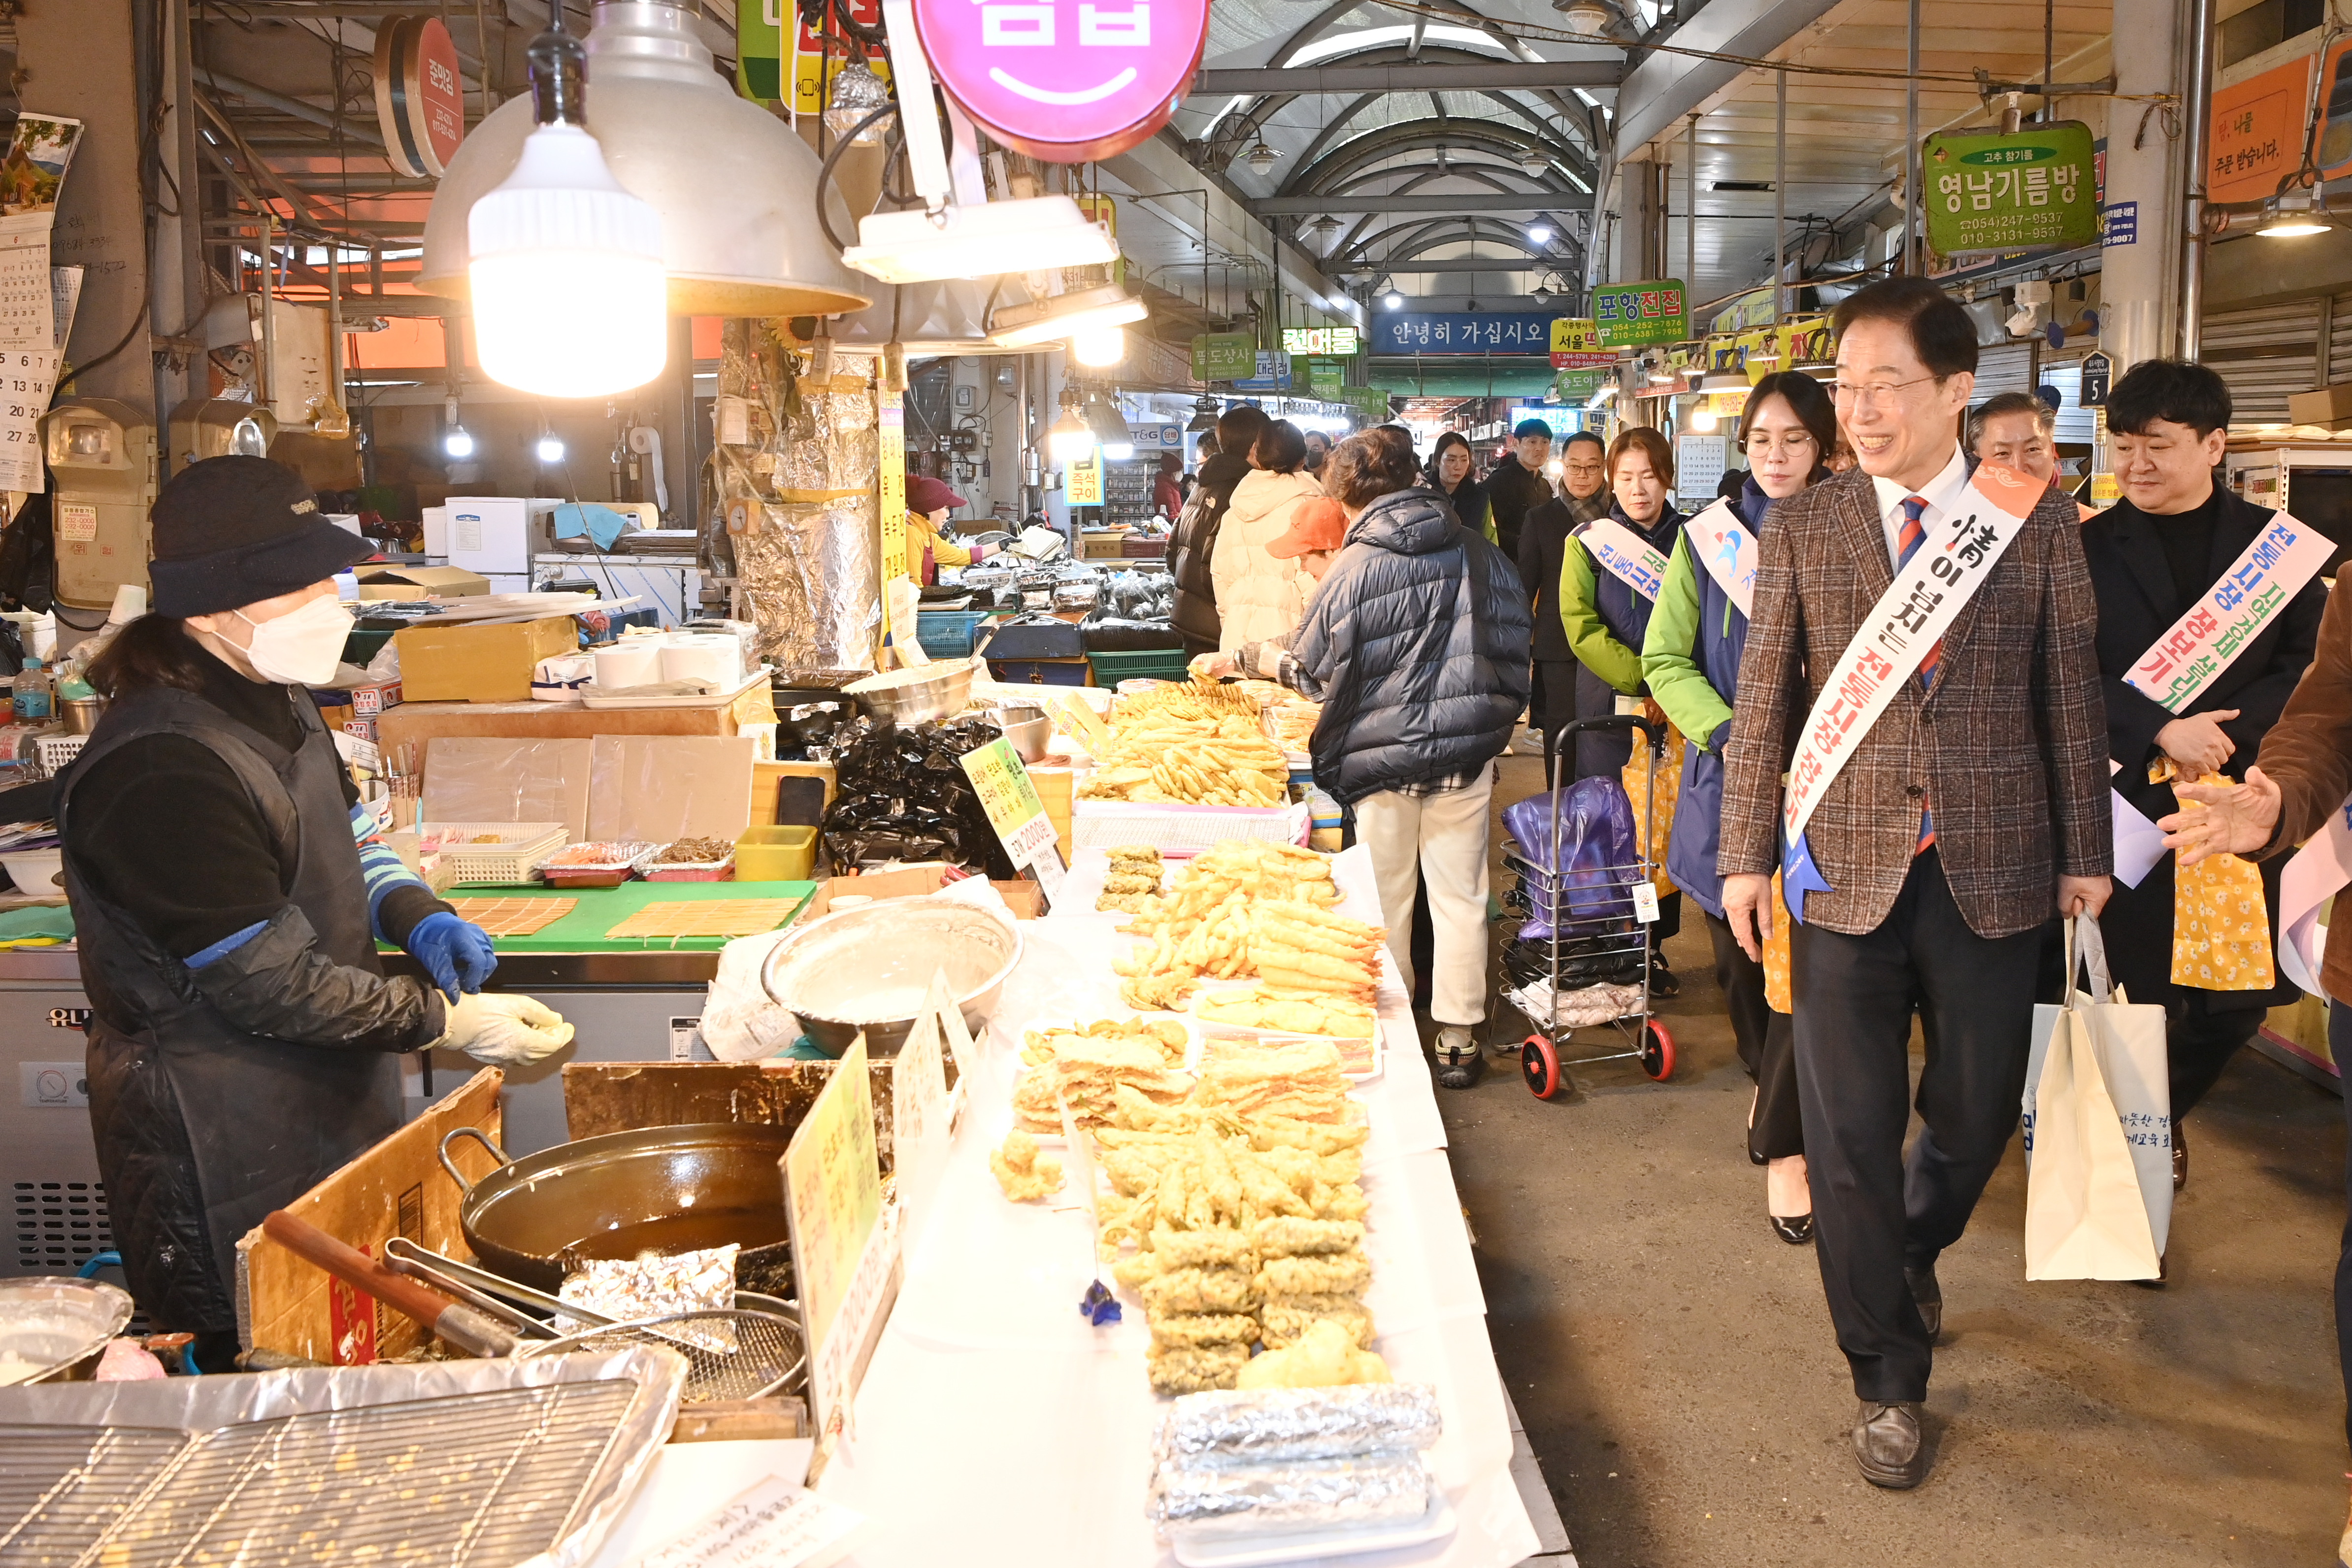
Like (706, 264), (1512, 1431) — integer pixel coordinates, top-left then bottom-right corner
(916, 610), (988, 658)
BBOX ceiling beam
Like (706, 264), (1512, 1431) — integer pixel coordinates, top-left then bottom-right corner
(1195, 61), (1623, 94)
(1255, 193), (1585, 214)
(1613, 0), (1841, 155)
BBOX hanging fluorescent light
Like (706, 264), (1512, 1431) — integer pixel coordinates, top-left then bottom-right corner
(1048, 407), (1095, 464)
(466, 19), (666, 398)
(843, 197), (1118, 284)
(1383, 292), (1404, 310)
(1689, 402), (1719, 432)
(1085, 396), (1135, 460)
(1521, 149), (1549, 174)
(1698, 369), (1748, 392)
(444, 423), (475, 459)
(1246, 142), (1279, 171)
(989, 283), (1147, 350)
(420, 1), (868, 320)
(1187, 396), (1221, 433)
(1555, 0), (1614, 34)
(1529, 225), (1554, 245)
(535, 431), (566, 464)
(2258, 189), (2333, 238)
(1073, 327), (1128, 367)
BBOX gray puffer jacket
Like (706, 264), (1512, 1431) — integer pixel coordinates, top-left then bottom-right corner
(1288, 487), (1534, 804)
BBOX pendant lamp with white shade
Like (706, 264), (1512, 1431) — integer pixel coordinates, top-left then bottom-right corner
(466, 18), (666, 397)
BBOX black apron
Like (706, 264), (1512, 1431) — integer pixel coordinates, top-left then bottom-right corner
(57, 685), (400, 1332)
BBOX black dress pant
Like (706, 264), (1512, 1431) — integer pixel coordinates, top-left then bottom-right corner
(1790, 850), (2043, 1403)
(2328, 1002), (2352, 1450)
(1706, 912), (1802, 1162)
(2167, 993), (2268, 1121)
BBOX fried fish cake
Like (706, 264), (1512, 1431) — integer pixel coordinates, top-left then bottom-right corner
(1146, 1341), (1249, 1395)
(1256, 1250), (1371, 1297)
(1141, 1266), (1260, 1316)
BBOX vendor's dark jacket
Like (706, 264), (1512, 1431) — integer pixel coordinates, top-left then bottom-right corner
(58, 646), (449, 1331)
(1484, 459), (1556, 588)
(1167, 452), (1254, 651)
(2082, 485), (2325, 1009)
(1287, 487), (1533, 803)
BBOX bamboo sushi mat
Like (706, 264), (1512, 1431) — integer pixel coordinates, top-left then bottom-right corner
(449, 898), (578, 937)
(603, 899), (804, 942)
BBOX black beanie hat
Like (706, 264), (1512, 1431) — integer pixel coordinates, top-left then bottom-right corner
(148, 455), (378, 617)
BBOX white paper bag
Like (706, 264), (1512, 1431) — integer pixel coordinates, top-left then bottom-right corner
(2022, 912), (2169, 1279)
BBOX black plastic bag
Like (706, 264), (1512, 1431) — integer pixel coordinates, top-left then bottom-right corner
(820, 714), (1018, 878)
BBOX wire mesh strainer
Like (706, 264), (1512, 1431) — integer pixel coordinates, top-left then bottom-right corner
(518, 1309), (806, 1402)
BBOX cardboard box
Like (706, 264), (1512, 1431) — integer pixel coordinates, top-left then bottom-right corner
(394, 614), (579, 703)
(356, 565), (491, 599)
(803, 862), (1044, 920)
(236, 1069), (504, 1364)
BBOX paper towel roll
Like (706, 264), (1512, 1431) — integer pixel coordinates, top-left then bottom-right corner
(593, 641), (663, 690)
(661, 635), (743, 688)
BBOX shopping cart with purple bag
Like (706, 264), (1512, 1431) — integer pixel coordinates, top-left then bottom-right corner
(1498, 715), (1675, 1098)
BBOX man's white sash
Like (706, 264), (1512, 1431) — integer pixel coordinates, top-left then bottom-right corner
(1579, 516), (1670, 602)
(2124, 511), (2332, 714)
(1781, 465), (2042, 846)
(1682, 497), (1758, 620)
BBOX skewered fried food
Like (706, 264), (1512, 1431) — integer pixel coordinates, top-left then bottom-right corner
(1148, 1342), (1250, 1395)
(1253, 1217), (1365, 1257)
(1143, 1267), (1260, 1316)
(989, 1131), (1063, 1202)
(1258, 1250), (1371, 1297)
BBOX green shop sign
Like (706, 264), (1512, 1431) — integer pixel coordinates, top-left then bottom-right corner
(1552, 368), (1612, 401)
(1306, 357), (1347, 398)
(736, 0), (784, 102)
(1591, 279), (1688, 348)
(1191, 333), (1257, 382)
(1922, 121), (2097, 256)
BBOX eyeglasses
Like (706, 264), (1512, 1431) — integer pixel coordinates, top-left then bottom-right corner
(1828, 375), (1937, 409)
(1742, 432), (1819, 455)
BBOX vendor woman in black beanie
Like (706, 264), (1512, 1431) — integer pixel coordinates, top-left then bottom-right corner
(57, 456), (574, 1367)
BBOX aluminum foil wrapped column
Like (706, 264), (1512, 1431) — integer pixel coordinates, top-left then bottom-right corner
(717, 320), (879, 670)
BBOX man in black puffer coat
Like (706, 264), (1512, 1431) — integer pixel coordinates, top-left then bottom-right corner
(1167, 404), (1268, 656)
(1281, 429), (1532, 1088)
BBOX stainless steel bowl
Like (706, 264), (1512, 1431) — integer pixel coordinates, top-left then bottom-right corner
(0, 1277), (134, 1385)
(989, 704), (1054, 763)
(842, 657), (976, 727)
(759, 897), (1023, 1056)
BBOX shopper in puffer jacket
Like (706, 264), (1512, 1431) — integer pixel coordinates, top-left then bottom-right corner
(1284, 428), (1533, 1089)
(1166, 404), (1267, 656)
(1212, 419), (1324, 652)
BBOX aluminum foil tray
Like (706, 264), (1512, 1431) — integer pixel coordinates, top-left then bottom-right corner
(0, 1346), (685, 1568)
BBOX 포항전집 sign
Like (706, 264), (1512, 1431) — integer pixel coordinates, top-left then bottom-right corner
(1590, 281), (1687, 348)
(1922, 121), (2097, 256)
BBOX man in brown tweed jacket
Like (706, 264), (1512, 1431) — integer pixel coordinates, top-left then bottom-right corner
(1717, 277), (2113, 1490)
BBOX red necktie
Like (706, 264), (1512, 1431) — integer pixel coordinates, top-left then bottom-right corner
(1897, 496), (1936, 853)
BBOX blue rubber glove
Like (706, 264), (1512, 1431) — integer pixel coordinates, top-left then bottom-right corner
(405, 911), (498, 1002)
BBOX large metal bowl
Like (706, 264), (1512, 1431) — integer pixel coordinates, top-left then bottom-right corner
(843, 657), (976, 727)
(989, 704), (1053, 763)
(759, 897), (1023, 1056)
(0, 1277), (133, 1385)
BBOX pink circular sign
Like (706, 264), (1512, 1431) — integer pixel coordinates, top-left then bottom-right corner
(911, 0), (1209, 162)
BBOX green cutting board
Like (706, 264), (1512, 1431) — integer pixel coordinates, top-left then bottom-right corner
(382, 879), (818, 954)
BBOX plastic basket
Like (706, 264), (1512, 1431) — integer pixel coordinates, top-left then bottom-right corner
(33, 734), (87, 775)
(734, 824), (816, 881)
(426, 823), (568, 885)
(1086, 648), (1190, 685)
(1071, 800), (1312, 855)
(916, 610), (989, 659)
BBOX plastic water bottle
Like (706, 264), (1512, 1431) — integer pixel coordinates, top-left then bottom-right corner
(12, 658), (52, 722)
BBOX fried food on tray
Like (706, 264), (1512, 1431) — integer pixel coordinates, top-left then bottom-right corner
(1021, 1014), (1188, 1069)
(1148, 1341), (1251, 1396)
(1260, 1296), (1376, 1350)
(1155, 1227), (1260, 1271)
(1195, 987), (1378, 1039)
(1013, 1034), (1190, 1133)
(1267, 700), (1320, 753)
(1143, 1267), (1260, 1317)
(989, 1131), (1063, 1202)
(1252, 1217), (1365, 1257)
(1096, 845), (1166, 911)
(1234, 1318), (1391, 1390)
(1257, 1250), (1371, 1298)
(1148, 1312), (1259, 1350)
(1190, 1041), (1355, 1125)
(1109, 844), (1164, 866)
(1121, 971), (1201, 1011)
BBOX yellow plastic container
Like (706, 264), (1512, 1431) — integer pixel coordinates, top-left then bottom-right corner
(734, 824), (817, 882)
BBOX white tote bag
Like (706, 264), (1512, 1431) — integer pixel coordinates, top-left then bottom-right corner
(2021, 912), (2170, 1280)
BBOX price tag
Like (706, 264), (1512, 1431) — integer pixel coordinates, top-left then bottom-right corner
(958, 737), (1068, 900)
(1631, 883), (1660, 925)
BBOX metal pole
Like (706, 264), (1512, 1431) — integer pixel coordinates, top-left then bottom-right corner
(2180, 0), (2216, 359)
(1775, 69), (1788, 321)
(258, 214), (276, 418)
(1904, 0), (1919, 272)
(1685, 114), (1697, 290)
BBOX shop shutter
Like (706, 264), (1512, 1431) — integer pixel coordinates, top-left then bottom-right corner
(2201, 299), (2322, 426)
(2040, 365), (2096, 446)
(1974, 342), (2036, 400)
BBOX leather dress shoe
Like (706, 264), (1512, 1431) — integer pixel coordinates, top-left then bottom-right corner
(1770, 1213), (1815, 1245)
(1905, 1264), (1942, 1342)
(1853, 1400), (1928, 1489)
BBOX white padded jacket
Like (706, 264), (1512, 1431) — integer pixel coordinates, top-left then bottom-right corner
(1208, 468), (1323, 652)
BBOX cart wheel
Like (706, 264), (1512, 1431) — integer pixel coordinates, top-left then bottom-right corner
(1640, 1019), (1676, 1082)
(1521, 1035), (1564, 1100)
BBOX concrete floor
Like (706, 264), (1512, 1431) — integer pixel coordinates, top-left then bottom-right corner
(1436, 751), (2351, 1567)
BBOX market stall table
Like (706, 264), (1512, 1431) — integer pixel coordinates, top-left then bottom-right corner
(809, 849), (1539, 1567)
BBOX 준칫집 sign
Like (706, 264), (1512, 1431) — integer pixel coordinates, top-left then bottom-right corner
(1923, 121), (2097, 257)
(1591, 281), (1688, 348)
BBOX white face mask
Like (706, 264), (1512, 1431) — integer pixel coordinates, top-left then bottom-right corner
(233, 595), (355, 686)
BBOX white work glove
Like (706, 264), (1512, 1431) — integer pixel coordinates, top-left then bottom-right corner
(437, 991), (575, 1067)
